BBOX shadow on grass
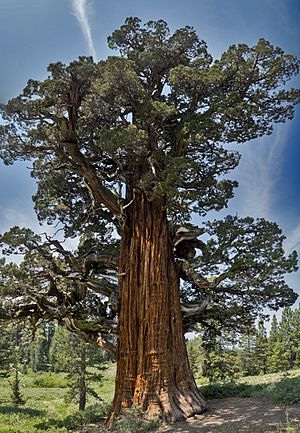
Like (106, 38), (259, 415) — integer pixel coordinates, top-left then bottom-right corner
(36, 415), (84, 431)
(200, 375), (300, 405)
(0, 405), (45, 417)
(35, 404), (108, 431)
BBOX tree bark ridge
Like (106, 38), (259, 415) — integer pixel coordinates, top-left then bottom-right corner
(107, 193), (206, 426)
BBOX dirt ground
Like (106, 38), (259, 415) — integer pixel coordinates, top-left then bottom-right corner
(156, 398), (300, 433)
(76, 397), (300, 433)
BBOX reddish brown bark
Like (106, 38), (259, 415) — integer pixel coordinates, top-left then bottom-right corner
(107, 193), (206, 426)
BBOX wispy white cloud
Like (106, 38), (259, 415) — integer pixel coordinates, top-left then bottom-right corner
(0, 206), (79, 255)
(0, 206), (39, 233)
(233, 125), (289, 220)
(72, 0), (97, 61)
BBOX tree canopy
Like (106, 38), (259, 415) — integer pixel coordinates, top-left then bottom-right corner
(0, 16), (299, 353)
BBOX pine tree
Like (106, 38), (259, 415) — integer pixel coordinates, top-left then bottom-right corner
(50, 326), (105, 410)
(9, 364), (25, 406)
(267, 315), (281, 373)
(202, 335), (240, 382)
(50, 326), (75, 373)
(8, 326), (26, 406)
(279, 307), (294, 370)
(186, 336), (204, 379)
(0, 325), (14, 378)
(31, 322), (55, 372)
(291, 306), (300, 368)
(238, 328), (257, 376)
(254, 321), (268, 374)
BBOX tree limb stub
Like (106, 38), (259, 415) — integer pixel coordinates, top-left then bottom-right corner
(181, 299), (213, 317)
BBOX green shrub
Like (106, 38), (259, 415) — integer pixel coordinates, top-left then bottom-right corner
(200, 381), (253, 399)
(35, 403), (110, 430)
(113, 406), (161, 433)
(32, 372), (67, 388)
(265, 378), (300, 405)
(8, 368), (25, 406)
(199, 375), (300, 405)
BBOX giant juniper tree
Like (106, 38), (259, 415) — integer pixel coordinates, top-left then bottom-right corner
(0, 18), (299, 424)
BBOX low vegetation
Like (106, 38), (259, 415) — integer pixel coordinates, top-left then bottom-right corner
(0, 367), (299, 432)
(113, 406), (161, 433)
(0, 311), (299, 432)
(200, 369), (300, 405)
(0, 367), (113, 433)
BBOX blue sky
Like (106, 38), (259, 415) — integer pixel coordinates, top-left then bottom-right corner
(0, 0), (300, 309)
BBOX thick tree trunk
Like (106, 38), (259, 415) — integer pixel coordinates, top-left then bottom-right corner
(79, 378), (86, 411)
(79, 345), (87, 411)
(107, 193), (206, 426)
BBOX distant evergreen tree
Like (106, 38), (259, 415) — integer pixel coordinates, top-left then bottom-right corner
(65, 338), (105, 411)
(0, 324), (14, 378)
(254, 321), (268, 374)
(202, 335), (240, 382)
(6, 325), (26, 405)
(49, 326), (71, 372)
(9, 363), (25, 406)
(187, 307), (300, 381)
(291, 306), (300, 368)
(50, 326), (107, 410)
(269, 315), (279, 343)
(0, 320), (37, 376)
(186, 336), (204, 379)
(278, 307), (294, 370)
(267, 315), (283, 372)
(237, 328), (257, 376)
(31, 322), (55, 372)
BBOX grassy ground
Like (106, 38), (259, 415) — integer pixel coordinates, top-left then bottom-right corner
(198, 368), (300, 405)
(0, 366), (115, 433)
(0, 367), (299, 432)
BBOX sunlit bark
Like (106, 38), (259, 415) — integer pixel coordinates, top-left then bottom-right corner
(107, 193), (206, 426)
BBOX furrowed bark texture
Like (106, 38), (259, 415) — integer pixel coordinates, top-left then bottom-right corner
(107, 194), (206, 426)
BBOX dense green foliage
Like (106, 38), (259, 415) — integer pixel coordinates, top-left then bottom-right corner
(0, 323), (27, 404)
(50, 327), (106, 410)
(0, 18), (299, 354)
(113, 406), (161, 433)
(0, 321), (109, 409)
(0, 325), (14, 378)
(9, 367), (25, 406)
(187, 305), (300, 381)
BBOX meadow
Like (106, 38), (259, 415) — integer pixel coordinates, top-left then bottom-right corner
(0, 365), (115, 433)
(0, 367), (300, 433)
